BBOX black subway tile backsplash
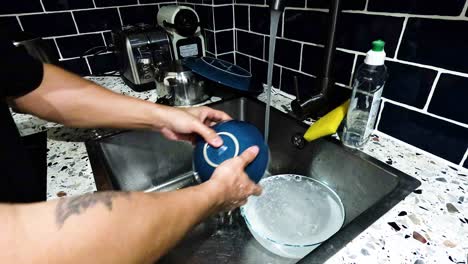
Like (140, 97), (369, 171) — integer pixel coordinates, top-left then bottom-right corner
(250, 57), (281, 89)
(234, 5), (248, 30)
(464, 157), (468, 169)
(42, 0), (94, 11)
(94, 0), (137, 7)
(119, 5), (159, 26)
(269, 38), (301, 70)
(428, 73), (468, 124)
(368, 0), (465, 16)
(355, 56), (438, 108)
(237, 30), (264, 59)
(58, 58), (90, 75)
(20, 13), (77, 37)
(284, 10), (328, 44)
(307, 0), (366, 10)
(301, 45), (354, 85)
(250, 6), (282, 36)
(45, 39), (61, 61)
(236, 0), (264, 4)
(217, 52), (234, 63)
(399, 18), (468, 74)
(378, 102), (468, 164)
(213, 0), (233, 4)
(88, 53), (119, 74)
(74, 8), (122, 33)
(382, 60), (437, 109)
(285, 0), (306, 7)
(56, 34), (105, 58)
(337, 13), (404, 58)
(285, 11), (403, 57)
(0, 17), (22, 35)
(215, 30), (234, 54)
(195, 5), (214, 30)
(203, 30), (215, 53)
(281, 68), (318, 99)
(235, 52), (250, 72)
(0, 1), (43, 15)
(213, 5), (233, 30)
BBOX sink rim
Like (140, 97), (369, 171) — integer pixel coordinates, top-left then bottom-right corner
(85, 96), (421, 263)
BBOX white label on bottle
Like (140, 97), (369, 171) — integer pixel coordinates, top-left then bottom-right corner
(179, 44), (198, 57)
(364, 87), (383, 140)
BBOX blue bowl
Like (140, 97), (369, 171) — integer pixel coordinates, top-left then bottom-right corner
(193, 120), (269, 183)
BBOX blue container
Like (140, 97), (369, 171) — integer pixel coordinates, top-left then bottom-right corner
(193, 120), (269, 183)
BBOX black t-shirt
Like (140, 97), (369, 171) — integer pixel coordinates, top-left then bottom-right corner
(0, 36), (45, 203)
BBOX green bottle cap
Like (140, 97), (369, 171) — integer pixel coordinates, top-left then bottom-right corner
(372, 40), (385, 52)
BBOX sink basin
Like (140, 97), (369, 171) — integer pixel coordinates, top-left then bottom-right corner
(86, 97), (420, 263)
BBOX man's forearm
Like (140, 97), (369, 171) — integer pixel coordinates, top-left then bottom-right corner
(6, 183), (222, 263)
(12, 64), (170, 130)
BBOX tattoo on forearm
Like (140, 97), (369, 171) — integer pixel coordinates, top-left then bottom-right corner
(55, 192), (130, 229)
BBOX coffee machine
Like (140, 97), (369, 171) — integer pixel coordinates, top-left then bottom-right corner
(157, 5), (206, 60)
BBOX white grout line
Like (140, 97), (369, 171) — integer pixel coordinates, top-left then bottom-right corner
(101, 32), (107, 46)
(233, 29), (237, 64)
(364, 0), (369, 11)
(53, 38), (64, 60)
(383, 97), (468, 128)
(423, 71), (441, 111)
(15, 16), (24, 31)
(278, 66), (283, 90)
(342, 9), (468, 21)
(374, 99), (386, 130)
(349, 54), (358, 86)
(70, 12), (80, 34)
(393, 16), (408, 59)
(281, 11), (285, 38)
(247, 6), (251, 31)
(204, 28), (232, 33)
(298, 43), (304, 72)
(460, 148), (468, 167)
(84, 57), (93, 75)
(92, 0), (97, 8)
(460, 0), (468, 17)
(58, 51), (114, 61)
(42, 30), (111, 39)
(217, 51), (234, 56)
(212, 6), (217, 55)
(39, 0), (46, 12)
(116, 7), (124, 27)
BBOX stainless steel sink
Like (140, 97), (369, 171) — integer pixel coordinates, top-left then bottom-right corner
(86, 97), (420, 263)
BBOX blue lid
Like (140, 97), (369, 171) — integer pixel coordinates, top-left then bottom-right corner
(183, 56), (258, 93)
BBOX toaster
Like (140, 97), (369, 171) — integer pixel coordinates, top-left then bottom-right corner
(112, 24), (173, 92)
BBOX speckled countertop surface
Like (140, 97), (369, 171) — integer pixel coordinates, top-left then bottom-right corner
(12, 77), (468, 264)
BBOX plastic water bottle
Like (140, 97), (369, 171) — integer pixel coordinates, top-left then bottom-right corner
(342, 40), (388, 148)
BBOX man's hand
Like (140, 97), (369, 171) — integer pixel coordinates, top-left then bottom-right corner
(206, 146), (263, 212)
(158, 106), (232, 147)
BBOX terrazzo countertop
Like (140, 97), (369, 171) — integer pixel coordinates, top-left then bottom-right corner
(12, 77), (468, 264)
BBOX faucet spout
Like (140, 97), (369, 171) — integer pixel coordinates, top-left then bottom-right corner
(269, 0), (286, 12)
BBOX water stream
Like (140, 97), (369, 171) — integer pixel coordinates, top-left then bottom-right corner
(264, 10), (282, 143)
